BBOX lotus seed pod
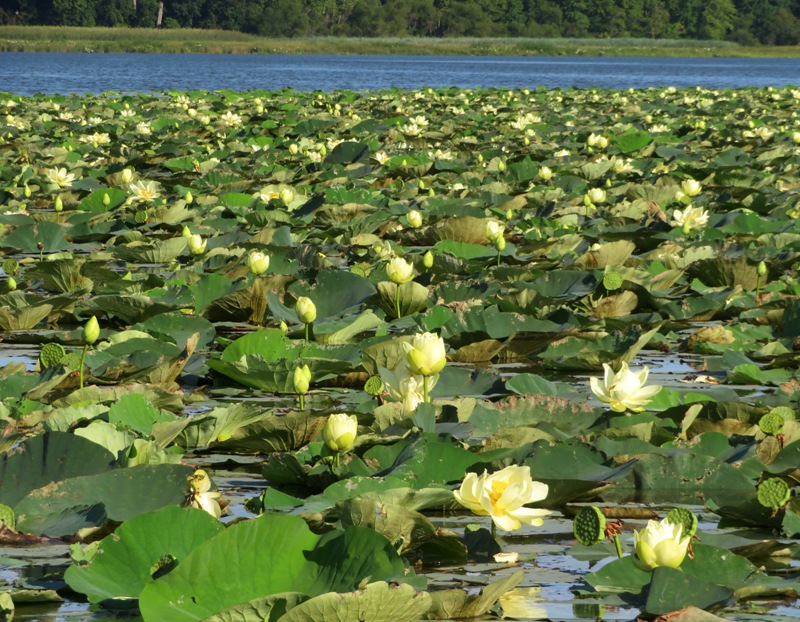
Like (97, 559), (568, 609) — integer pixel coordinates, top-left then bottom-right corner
(768, 406), (795, 421)
(39, 342), (66, 369)
(54, 195), (63, 212)
(603, 271), (623, 291)
(757, 477), (791, 510)
(63, 352), (83, 371)
(83, 316), (100, 345)
(573, 506), (606, 546)
(102, 192), (110, 206)
(364, 375), (384, 396)
(135, 210), (148, 224)
(665, 507), (698, 539)
(759, 412), (785, 435)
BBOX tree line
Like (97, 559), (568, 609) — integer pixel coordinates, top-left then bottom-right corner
(3, 0), (799, 45)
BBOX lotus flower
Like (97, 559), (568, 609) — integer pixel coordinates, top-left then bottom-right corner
(485, 220), (504, 243)
(633, 518), (691, 571)
(404, 332), (446, 377)
(386, 256), (414, 284)
(45, 167), (75, 188)
(407, 209), (423, 229)
(187, 470), (222, 519)
(187, 234), (206, 255)
(295, 296), (317, 324)
(321, 413), (358, 453)
(454, 465), (550, 532)
(680, 178), (702, 197)
(247, 250), (270, 275)
(670, 204), (709, 232)
(590, 362), (661, 413)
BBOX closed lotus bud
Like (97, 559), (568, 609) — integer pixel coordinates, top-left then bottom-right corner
(7, 276), (16, 291)
(121, 168), (133, 184)
(102, 192), (110, 206)
(296, 296), (317, 324)
(185, 190), (193, 204)
(405, 332), (447, 377)
(485, 220), (504, 243)
(188, 234), (206, 255)
(187, 108), (197, 118)
(407, 210), (423, 229)
(288, 143), (299, 155)
(587, 188), (607, 204)
(498, 160), (505, 171)
(279, 320), (289, 333)
(758, 260), (767, 276)
(279, 188), (294, 205)
(321, 413), (358, 453)
(83, 316), (100, 345)
(793, 131), (800, 144)
(538, 166), (553, 180)
(423, 250), (434, 269)
(54, 195), (63, 212)
(681, 179), (702, 197)
(386, 256), (414, 285)
(505, 209), (513, 220)
(24, 184), (31, 198)
(495, 236), (506, 251)
(247, 250), (270, 275)
(181, 225), (192, 238)
(293, 364), (311, 395)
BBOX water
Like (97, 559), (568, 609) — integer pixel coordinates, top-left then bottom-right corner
(2, 52), (798, 95)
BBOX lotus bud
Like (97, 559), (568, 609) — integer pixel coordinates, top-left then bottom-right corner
(102, 192), (110, 206)
(296, 296), (317, 324)
(24, 184), (31, 198)
(247, 250), (270, 275)
(279, 188), (294, 205)
(7, 276), (16, 291)
(121, 168), (133, 184)
(405, 332), (447, 377)
(181, 225), (192, 238)
(288, 143), (298, 155)
(279, 320), (289, 333)
(681, 179), (702, 197)
(505, 209), (513, 220)
(293, 364), (311, 395)
(418, 179), (426, 191)
(321, 413), (358, 453)
(793, 131), (800, 144)
(407, 210), (423, 229)
(187, 108), (197, 118)
(83, 316), (100, 345)
(188, 234), (206, 255)
(423, 250), (434, 269)
(185, 190), (193, 204)
(538, 166), (553, 180)
(498, 160), (505, 171)
(495, 236), (506, 251)
(758, 260), (767, 276)
(587, 188), (607, 204)
(485, 220), (504, 243)
(477, 154), (483, 164)
(54, 195), (63, 212)
(386, 256), (414, 285)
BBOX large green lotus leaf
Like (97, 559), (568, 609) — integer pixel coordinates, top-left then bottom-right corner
(219, 328), (290, 363)
(323, 141), (370, 165)
(15, 464), (193, 537)
(377, 434), (483, 488)
(539, 324), (660, 370)
(108, 393), (178, 436)
(299, 476), (420, 514)
(313, 310), (384, 345)
(618, 452), (755, 501)
(376, 281), (430, 317)
(433, 240), (495, 261)
(91, 294), (179, 324)
(763, 439), (800, 475)
(287, 269), (377, 320)
(427, 569), (523, 620)
(64, 506), (224, 603)
(334, 498), (436, 554)
(584, 554), (651, 594)
(612, 128), (653, 154)
(208, 354), (356, 393)
(25, 258), (94, 293)
(644, 567), (732, 615)
(681, 543), (759, 590)
(173, 403), (276, 450)
(429, 366), (505, 398)
(219, 410), (329, 453)
(111, 237), (188, 263)
(0, 432), (117, 509)
(74, 420), (135, 462)
(3, 221), (71, 253)
(467, 396), (602, 437)
(203, 593), (309, 622)
(139, 514), (416, 622)
(277, 582), (429, 622)
(188, 273), (249, 315)
(504, 373), (559, 396)
(78, 187), (127, 212)
(522, 269), (598, 301)
(0, 302), (54, 330)
(51, 384), (186, 413)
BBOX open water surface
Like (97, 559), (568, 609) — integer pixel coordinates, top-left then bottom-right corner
(1, 52), (799, 94)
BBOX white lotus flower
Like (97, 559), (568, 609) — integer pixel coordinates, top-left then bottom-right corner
(45, 167), (75, 188)
(671, 204), (709, 231)
(590, 362), (661, 413)
(634, 518), (691, 571)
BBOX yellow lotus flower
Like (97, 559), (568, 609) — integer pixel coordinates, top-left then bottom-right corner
(670, 204), (709, 232)
(590, 362), (661, 413)
(586, 188), (607, 204)
(296, 296), (317, 324)
(453, 465), (550, 532)
(485, 220), (504, 243)
(321, 413), (358, 452)
(127, 180), (161, 203)
(45, 167), (75, 188)
(379, 364), (437, 416)
(187, 234), (206, 255)
(247, 250), (270, 275)
(407, 210), (423, 229)
(293, 364), (311, 395)
(187, 469), (222, 519)
(633, 518), (691, 571)
(404, 332), (447, 377)
(386, 256), (414, 285)
(538, 166), (553, 180)
(681, 179), (702, 197)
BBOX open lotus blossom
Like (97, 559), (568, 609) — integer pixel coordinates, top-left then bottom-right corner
(454, 465), (550, 532)
(404, 332), (447, 377)
(45, 167), (75, 188)
(633, 518), (691, 571)
(670, 204), (709, 231)
(590, 362), (661, 413)
(127, 180), (161, 203)
(386, 256), (414, 285)
(187, 470), (222, 519)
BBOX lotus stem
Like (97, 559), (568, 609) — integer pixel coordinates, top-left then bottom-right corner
(304, 322), (310, 341)
(298, 393), (305, 410)
(79, 344), (88, 389)
(394, 285), (402, 319)
(496, 249), (501, 267)
(491, 521), (497, 540)
(613, 534), (623, 559)
(334, 451), (341, 470)
(756, 274), (762, 297)
(423, 375), (429, 403)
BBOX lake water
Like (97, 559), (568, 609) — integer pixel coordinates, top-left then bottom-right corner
(2, 52), (799, 94)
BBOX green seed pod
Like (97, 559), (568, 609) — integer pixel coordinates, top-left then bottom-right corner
(134, 210), (148, 224)
(768, 406), (795, 421)
(757, 477), (791, 510)
(758, 412), (785, 436)
(665, 507), (698, 539)
(603, 271), (624, 291)
(573, 506), (606, 546)
(39, 342), (66, 369)
(364, 375), (385, 397)
(62, 352), (83, 371)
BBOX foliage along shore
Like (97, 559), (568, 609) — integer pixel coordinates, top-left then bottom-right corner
(2, 26), (800, 57)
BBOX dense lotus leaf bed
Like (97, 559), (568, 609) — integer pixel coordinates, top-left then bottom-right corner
(0, 85), (799, 620)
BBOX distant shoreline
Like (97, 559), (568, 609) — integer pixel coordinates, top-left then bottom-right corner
(2, 26), (799, 58)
